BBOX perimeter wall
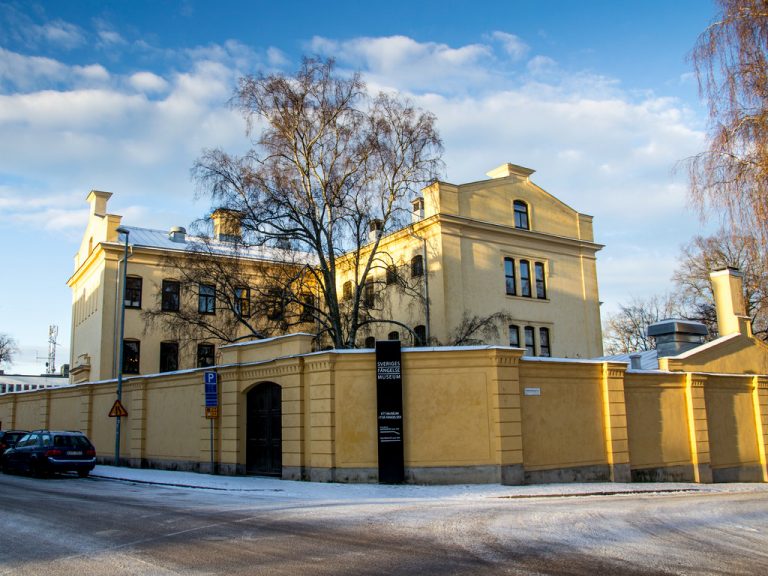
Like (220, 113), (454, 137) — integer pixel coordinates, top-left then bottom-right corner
(1, 334), (767, 485)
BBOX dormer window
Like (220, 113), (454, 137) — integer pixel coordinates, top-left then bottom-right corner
(513, 200), (529, 230)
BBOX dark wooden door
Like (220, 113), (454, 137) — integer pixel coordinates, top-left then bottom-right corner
(246, 383), (282, 476)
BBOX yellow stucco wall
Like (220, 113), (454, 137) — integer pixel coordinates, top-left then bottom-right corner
(519, 361), (607, 471)
(624, 373), (692, 470)
(704, 375), (760, 471)
(3, 334), (767, 484)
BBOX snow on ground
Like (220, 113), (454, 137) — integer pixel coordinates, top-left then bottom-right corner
(92, 464), (768, 502)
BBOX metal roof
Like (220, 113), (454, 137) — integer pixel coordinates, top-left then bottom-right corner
(117, 226), (313, 264)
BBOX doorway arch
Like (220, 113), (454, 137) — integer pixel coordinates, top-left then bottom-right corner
(246, 382), (282, 476)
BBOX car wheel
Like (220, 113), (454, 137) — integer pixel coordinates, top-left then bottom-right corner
(32, 460), (48, 478)
(77, 469), (90, 478)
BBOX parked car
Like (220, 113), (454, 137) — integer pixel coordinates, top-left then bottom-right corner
(0, 430), (28, 454)
(1, 430), (96, 477)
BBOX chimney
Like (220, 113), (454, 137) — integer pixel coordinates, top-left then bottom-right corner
(168, 226), (187, 243)
(86, 190), (112, 217)
(211, 209), (243, 242)
(647, 319), (708, 357)
(412, 197), (425, 222)
(710, 267), (752, 337)
(486, 163), (536, 180)
(369, 219), (383, 242)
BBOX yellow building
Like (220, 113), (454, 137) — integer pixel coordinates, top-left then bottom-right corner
(5, 230), (768, 483)
(67, 163), (603, 383)
(352, 162), (603, 356)
(3, 266), (767, 483)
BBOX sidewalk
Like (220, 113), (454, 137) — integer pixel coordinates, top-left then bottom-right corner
(90, 464), (768, 501)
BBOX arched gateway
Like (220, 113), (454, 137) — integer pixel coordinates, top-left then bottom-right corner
(246, 382), (282, 476)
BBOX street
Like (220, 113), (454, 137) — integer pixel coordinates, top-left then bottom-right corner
(2, 470), (768, 575)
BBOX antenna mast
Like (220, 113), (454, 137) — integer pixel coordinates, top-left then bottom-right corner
(47, 325), (58, 374)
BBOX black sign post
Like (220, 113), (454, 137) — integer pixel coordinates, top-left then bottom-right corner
(376, 340), (405, 483)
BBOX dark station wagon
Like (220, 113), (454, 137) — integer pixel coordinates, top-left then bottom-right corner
(0, 430), (28, 454)
(1, 430), (96, 478)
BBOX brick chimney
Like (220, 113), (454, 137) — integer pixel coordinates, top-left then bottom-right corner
(710, 267), (752, 337)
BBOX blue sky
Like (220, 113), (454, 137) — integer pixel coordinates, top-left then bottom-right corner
(0, 0), (718, 374)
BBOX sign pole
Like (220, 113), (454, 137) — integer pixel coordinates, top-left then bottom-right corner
(114, 227), (130, 467)
(210, 417), (214, 474)
(203, 371), (219, 475)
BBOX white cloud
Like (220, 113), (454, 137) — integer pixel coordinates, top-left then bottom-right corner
(0, 33), (710, 321)
(36, 20), (84, 49)
(309, 35), (494, 92)
(491, 31), (529, 60)
(527, 55), (558, 76)
(98, 29), (126, 46)
(129, 71), (169, 93)
(75, 64), (110, 82)
(267, 46), (290, 68)
(0, 47), (68, 88)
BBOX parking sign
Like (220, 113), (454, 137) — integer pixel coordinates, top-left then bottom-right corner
(204, 371), (218, 408)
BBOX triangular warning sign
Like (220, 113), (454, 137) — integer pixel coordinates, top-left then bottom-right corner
(109, 399), (128, 418)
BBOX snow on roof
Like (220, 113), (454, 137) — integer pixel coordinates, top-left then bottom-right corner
(670, 333), (742, 359)
(116, 226), (314, 265)
(597, 349), (659, 371)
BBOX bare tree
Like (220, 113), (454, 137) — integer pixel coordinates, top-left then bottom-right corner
(672, 230), (768, 340)
(688, 1), (768, 242)
(0, 333), (18, 368)
(142, 234), (282, 350)
(447, 312), (514, 346)
(602, 294), (681, 355)
(192, 58), (443, 349)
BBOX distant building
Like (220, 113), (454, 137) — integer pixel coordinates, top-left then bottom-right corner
(0, 373), (69, 395)
(67, 163), (603, 382)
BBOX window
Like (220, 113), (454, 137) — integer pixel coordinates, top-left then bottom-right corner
(388, 331), (400, 341)
(343, 280), (353, 300)
(364, 336), (376, 348)
(161, 280), (180, 312)
(234, 287), (251, 318)
(535, 262), (547, 299)
(523, 327), (535, 356)
(520, 260), (531, 297)
(159, 342), (178, 372)
(267, 288), (284, 321)
(539, 328), (551, 357)
(125, 276), (142, 309)
(414, 325), (427, 346)
(198, 284), (215, 314)
(197, 343), (215, 368)
(363, 279), (375, 308)
(411, 255), (424, 278)
(509, 325), (520, 348)
(123, 340), (140, 374)
(504, 258), (516, 295)
(386, 265), (398, 285)
(514, 200), (529, 230)
(300, 294), (315, 323)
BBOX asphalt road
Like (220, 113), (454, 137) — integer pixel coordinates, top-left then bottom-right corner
(2, 472), (768, 575)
